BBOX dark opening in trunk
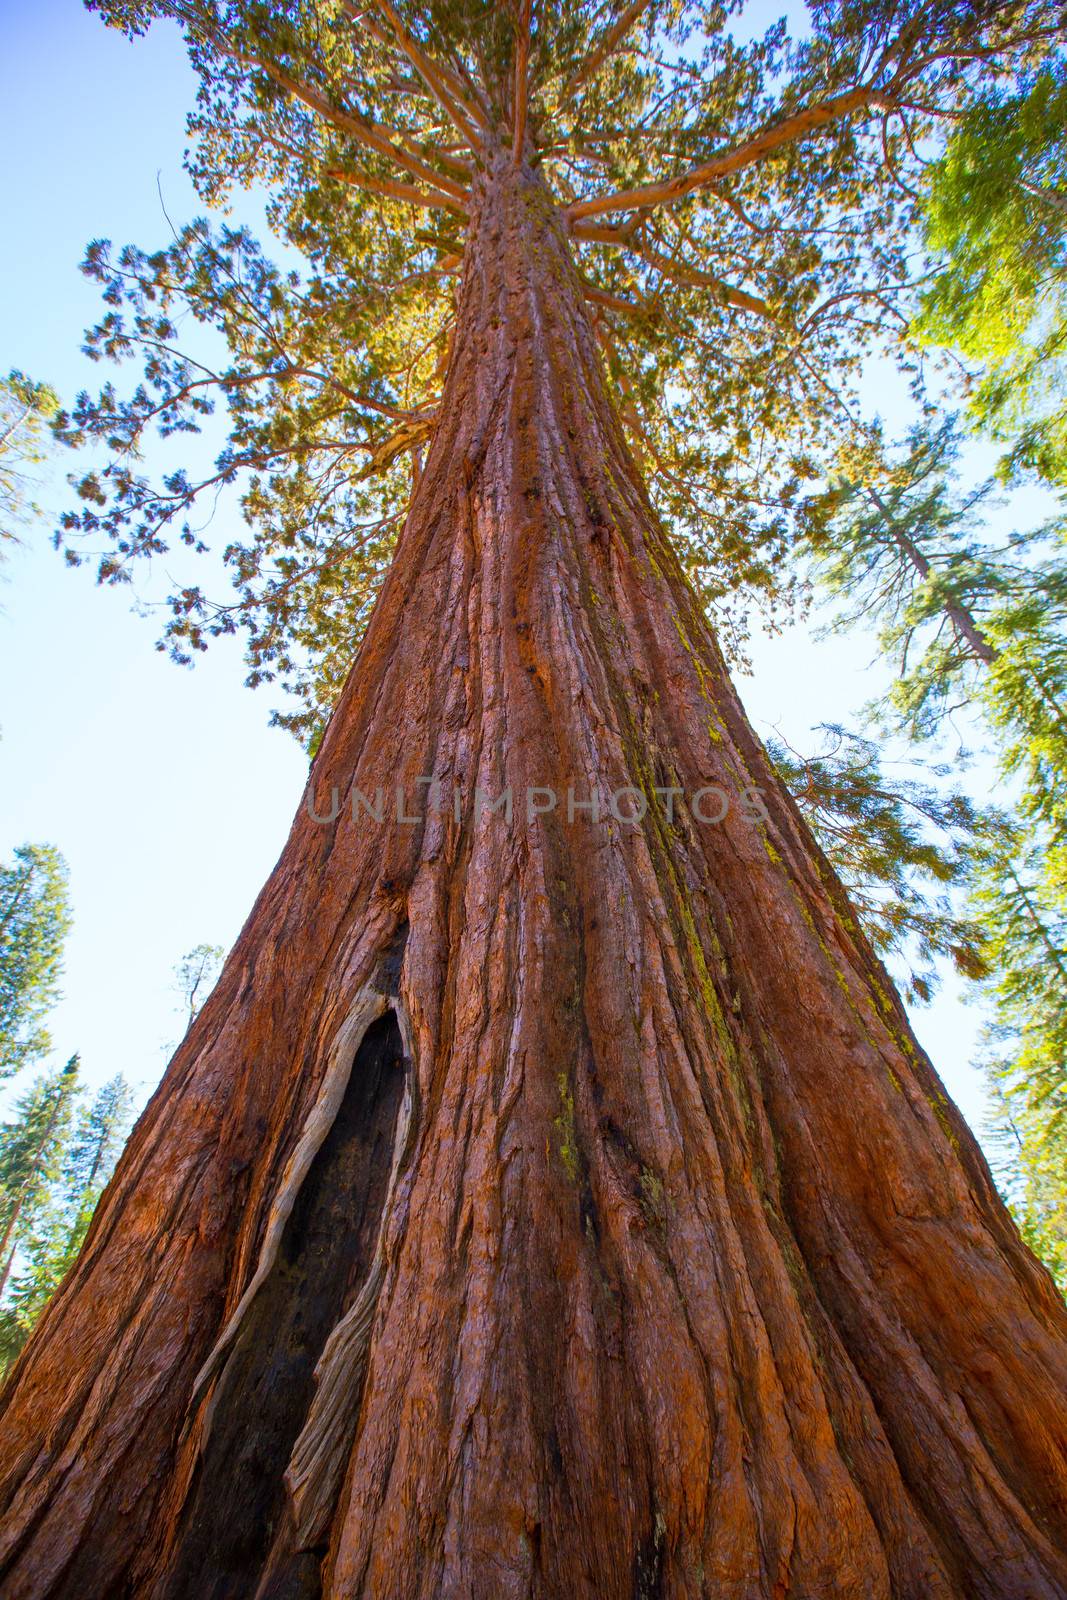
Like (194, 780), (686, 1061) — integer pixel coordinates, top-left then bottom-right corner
(157, 1011), (405, 1600)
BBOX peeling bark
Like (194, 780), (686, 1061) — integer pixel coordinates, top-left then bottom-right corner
(1, 153), (1066, 1599)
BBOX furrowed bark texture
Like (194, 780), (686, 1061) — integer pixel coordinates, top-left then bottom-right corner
(1, 155), (1066, 1599)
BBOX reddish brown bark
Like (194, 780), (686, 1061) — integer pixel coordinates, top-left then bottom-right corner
(2, 153), (1066, 1598)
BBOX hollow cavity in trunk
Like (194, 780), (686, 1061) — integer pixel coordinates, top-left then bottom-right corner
(158, 1012), (405, 1600)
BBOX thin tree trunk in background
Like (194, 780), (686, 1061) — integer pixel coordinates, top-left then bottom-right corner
(0, 1090), (70, 1301)
(1, 154), (1066, 1599)
(861, 482), (998, 667)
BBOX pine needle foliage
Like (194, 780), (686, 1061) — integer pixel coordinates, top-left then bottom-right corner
(917, 60), (1067, 489)
(972, 826), (1067, 1290)
(800, 414), (1067, 841)
(0, 1057), (82, 1308)
(770, 722), (986, 1002)
(0, 1074), (135, 1373)
(0, 845), (72, 1083)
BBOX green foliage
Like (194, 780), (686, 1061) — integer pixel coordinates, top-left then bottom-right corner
(0, 1194), (78, 1371)
(0, 1073), (135, 1372)
(174, 942), (225, 1023)
(982, 573), (1067, 851)
(989, 1080), (1067, 1291)
(918, 64), (1067, 488)
(0, 1058), (80, 1208)
(800, 417), (1067, 835)
(971, 826), (1067, 1291)
(0, 370), (59, 549)
(58, 0), (1058, 735)
(0, 1056), (81, 1305)
(770, 723), (986, 1003)
(802, 418), (1001, 726)
(0, 844), (72, 1081)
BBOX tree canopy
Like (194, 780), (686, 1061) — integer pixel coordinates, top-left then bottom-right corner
(59, 0), (1059, 736)
(799, 416), (1067, 823)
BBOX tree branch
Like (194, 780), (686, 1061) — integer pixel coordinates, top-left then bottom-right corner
(365, 0), (486, 150)
(578, 227), (774, 319)
(570, 217), (643, 244)
(327, 167), (469, 215)
(566, 85), (892, 221)
(360, 8), (494, 127)
(559, 0), (654, 110)
(257, 55), (471, 201)
(391, 127), (473, 182)
(582, 283), (648, 317)
(358, 411), (438, 478)
(645, 246), (772, 318)
(177, 14), (473, 201)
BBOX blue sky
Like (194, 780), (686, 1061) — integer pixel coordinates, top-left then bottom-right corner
(0, 0), (309, 1104)
(0, 0), (1009, 1141)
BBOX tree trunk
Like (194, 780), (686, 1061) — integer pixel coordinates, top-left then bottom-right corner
(2, 152), (1067, 1599)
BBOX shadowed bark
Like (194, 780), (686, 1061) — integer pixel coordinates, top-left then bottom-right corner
(1, 152), (1066, 1599)
(156, 1010), (405, 1600)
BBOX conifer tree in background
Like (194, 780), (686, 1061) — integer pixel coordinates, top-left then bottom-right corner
(0, 1074), (135, 1373)
(0, 844), (72, 1082)
(60, 1074), (136, 1239)
(800, 416), (1067, 833)
(0, 1057), (81, 1301)
(4, 3), (1067, 1596)
(174, 942), (225, 1025)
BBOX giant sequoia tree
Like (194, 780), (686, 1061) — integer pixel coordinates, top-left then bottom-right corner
(4, 2), (1067, 1596)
